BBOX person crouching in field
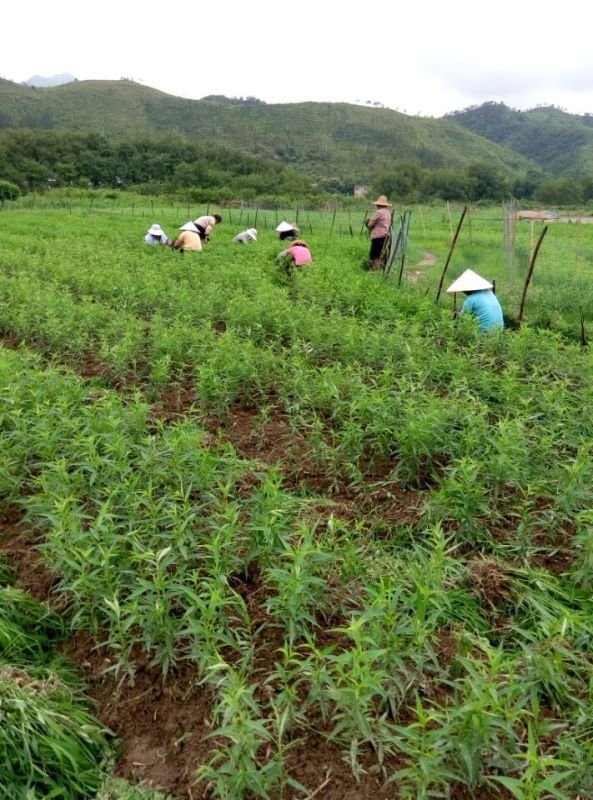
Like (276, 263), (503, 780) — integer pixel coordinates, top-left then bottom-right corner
(144, 223), (172, 246)
(193, 214), (222, 242)
(276, 221), (299, 241)
(173, 222), (203, 252)
(276, 240), (312, 274)
(447, 269), (504, 332)
(234, 228), (258, 244)
(366, 195), (392, 271)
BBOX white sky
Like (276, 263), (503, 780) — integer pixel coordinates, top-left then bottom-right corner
(4, 0), (593, 117)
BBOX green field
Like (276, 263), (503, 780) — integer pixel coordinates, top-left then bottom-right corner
(2, 199), (593, 799)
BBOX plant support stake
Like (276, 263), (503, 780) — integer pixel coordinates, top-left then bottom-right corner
(435, 205), (468, 303)
(517, 225), (548, 325)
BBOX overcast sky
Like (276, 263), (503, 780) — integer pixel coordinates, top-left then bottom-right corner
(4, 0), (593, 117)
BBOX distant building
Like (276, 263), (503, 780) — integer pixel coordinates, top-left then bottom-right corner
(354, 185), (369, 198)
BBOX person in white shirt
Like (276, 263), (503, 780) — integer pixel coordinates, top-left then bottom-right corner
(234, 228), (258, 244)
(193, 214), (222, 241)
(144, 223), (171, 246)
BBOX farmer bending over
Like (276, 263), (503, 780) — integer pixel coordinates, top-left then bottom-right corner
(173, 222), (203, 252)
(276, 221), (299, 241)
(144, 223), (172, 246)
(447, 269), (504, 332)
(193, 214), (222, 242)
(276, 240), (312, 273)
(234, 228), (258, 244)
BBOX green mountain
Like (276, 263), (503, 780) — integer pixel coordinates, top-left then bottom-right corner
(0, 79), (536, 187)
(449, 102), (593, 178)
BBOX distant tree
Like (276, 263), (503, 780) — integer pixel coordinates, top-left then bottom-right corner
(422, 169), (470, 201)
(511, 169), (543, 200)
(465, 162), (510, 202)
(373, 161), (423, 201)
(535, 177), (582, 206)
(0, 179), (19, 200)
(580, 176), (593, 203)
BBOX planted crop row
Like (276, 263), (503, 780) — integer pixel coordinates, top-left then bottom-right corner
(3, 346), (593, 796)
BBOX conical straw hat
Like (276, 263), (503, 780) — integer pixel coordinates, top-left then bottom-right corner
(276, 221), (294, 232)
(373, 195), (391, 206)
(179, 221), (199, 232)
(447, 269), (493, 293)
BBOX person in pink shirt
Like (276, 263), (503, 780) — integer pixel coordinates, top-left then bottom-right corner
(366, 195), (393, 270)
(276, 239), (313, 272)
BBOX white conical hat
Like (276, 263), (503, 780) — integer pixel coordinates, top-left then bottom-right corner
(447, 269), (493, 293)
(179, 221), (199, 232)
(276, 220), (298, 233)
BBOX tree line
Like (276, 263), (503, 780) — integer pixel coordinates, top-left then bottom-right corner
(372, 160), (593, 206)
(0, 130), (312, 199)
(1, 129), (592, 207)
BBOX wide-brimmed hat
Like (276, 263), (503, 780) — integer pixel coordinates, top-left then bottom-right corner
(447, 269), (493, 293)
(291, 239), (308, 248)
(179, 221), (199, 232)
(373, 195), (391, 206)
(247, 228), (257, 240)
(148, 223), (164, 236)
(276, 221), (298, 233)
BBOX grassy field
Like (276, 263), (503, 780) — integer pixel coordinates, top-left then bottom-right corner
(2, 199), (593, 799)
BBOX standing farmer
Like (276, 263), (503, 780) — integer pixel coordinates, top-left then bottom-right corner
(366, 195), (392, 270)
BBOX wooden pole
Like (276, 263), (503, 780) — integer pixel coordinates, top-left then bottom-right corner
(397, 252), (406, 287)
(383, 227), (403, 279)
(580, 306), (587, 348)
(435, 205), (468, 303)
(517, 225), (548, 326)
(329, 206), (337, 237)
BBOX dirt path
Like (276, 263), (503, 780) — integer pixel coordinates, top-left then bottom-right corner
(416, 250), (437, 267)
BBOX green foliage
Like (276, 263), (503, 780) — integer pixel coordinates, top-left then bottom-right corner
(2, 200), (593, 796)
(0, 178), (20, 200)
(0, 78), (535, 189)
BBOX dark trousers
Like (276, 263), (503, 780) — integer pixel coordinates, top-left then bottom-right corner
(370, 236), (387, 260)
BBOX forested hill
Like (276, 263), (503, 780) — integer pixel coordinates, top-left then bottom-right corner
(449, 102), (593, 178)
(0, 78), (535, 188)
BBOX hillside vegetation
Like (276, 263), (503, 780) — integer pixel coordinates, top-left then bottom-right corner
(0, 79), (535, 187)
(450, 101), (593, 177)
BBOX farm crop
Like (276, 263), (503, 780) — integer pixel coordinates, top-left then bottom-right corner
(2, 200), (593, 797)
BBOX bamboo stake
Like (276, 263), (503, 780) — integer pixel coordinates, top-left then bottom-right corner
(397, 252), (406, 287)
(360, 211), (368, 236)
(435, 205), (468, 303)
(517, 225), (548, 325)
(383, 227), (403, 279)
(580, 306), (587, 347)
(446, 201), (453, 238)
(329, 206), (337, 237)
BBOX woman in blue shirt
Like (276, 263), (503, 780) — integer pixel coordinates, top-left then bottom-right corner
(447, 269), (504, 332)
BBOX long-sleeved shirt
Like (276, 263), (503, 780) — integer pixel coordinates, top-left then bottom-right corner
(144, 233), (170, 245)
(173, 230), (203, 251)
(194, 215), (217, 237)
(367, 207), (392, 239)
(279, 244), (312, 266)
(462, 290), (504, 332)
